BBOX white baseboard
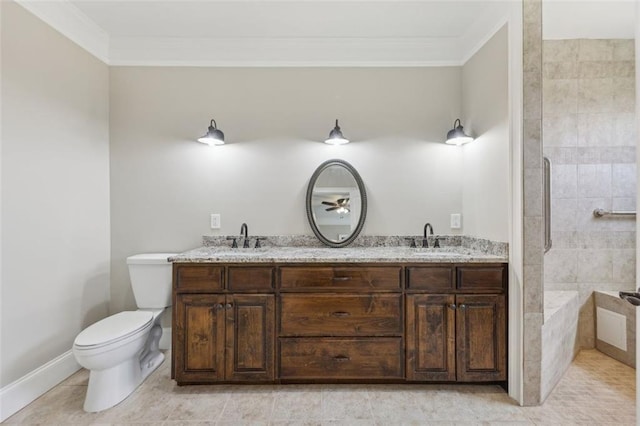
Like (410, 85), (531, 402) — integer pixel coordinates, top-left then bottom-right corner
(0, 350), (80, 422)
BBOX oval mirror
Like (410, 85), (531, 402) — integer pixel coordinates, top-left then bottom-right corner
(306, 159), (367, 247)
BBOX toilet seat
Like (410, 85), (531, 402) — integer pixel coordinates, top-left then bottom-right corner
(74, 311), (153, 350)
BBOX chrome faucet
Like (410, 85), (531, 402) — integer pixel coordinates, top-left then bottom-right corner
(240, 223), (249, 248)
(423, 223), (434, 248)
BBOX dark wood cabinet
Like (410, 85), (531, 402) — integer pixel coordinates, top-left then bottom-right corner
(174, 293), (275, 383)
(173, 262), (507, 385)
(406, 264), (507, 383)
(455, 294), (506, 381)
(173, 265), (276, 384)
(406, 293), (506, 382)
(406, 294), (456, 381)
(174, 294), (226, 382)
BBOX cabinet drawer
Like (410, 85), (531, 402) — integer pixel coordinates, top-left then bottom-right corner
(456, 265), (506, 292)
(279, 337), (403, 380)
(228, 267), (274, 292)
(406, 266), (454, 291)
(280, 294), (402, 336)
(279, 266), (401, 290)
(175, 265), (224, 292)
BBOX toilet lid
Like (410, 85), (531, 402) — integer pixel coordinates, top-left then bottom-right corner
(74, 311), (153, 348)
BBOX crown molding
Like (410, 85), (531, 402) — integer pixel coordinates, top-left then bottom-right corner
(15, 0), (109, 63)
(16, 0), (508, 67)
(458, 2), (510, 64)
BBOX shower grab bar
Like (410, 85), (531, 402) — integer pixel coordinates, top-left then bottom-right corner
(543, 157), (552, 253)
(593, 209), (636, 218)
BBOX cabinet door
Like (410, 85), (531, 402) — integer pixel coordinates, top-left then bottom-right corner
(174, 294), (226, 383)
(225, 294), (275, 382)
(456, 294), (506, 382)
(406, 294), (456, 381)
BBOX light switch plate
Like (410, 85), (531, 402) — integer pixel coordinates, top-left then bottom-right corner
(210, 214), (221, 229)
(450, 213), (461, 229)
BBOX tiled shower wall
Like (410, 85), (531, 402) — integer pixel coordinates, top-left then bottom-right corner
(543, 39), (637, 349)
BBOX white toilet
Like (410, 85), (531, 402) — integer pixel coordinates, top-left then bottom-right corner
(73, 253), (176, 412)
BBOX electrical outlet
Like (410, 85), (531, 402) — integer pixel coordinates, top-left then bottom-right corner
(450, 213), (461, 229)
(210, 214), (221, 229)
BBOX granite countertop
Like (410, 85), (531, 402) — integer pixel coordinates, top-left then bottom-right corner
(169, 246), (508, 264)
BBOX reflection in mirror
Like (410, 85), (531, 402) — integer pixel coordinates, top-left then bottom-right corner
(306, 159), (367, 247)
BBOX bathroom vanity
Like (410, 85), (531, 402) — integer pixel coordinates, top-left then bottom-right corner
(170, 247), (507, 386)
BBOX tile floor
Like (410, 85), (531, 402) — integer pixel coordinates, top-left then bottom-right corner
(3, 349), (635, 425)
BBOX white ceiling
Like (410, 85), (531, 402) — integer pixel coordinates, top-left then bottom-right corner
(15, 0), (636, 66)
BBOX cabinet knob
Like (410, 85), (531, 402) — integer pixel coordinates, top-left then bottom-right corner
(213, 303), (223, 311)
(459, 304), (467, 310)
(448, 304), (457, 310)
(225, 303), (233, 310)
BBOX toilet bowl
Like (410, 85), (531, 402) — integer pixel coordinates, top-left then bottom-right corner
(72, 253), (176, 412)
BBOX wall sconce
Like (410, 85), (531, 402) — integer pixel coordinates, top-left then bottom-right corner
(197, 119), (225, 146)
(445, 118), (473, 146)
(324, 119), (350, 145)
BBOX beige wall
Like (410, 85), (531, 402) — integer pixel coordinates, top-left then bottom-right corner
(461, 25), (510, 242)
(109, 66), (466, 311)
(1, 1), (110, 386)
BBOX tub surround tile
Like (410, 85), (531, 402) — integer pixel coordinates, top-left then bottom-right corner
(551, 164), (578, 199)
(577, 164), (612, 198)
(543, 79), (578, 115)
(543, 114), (578, 147)
(578, 78), (614, 113)
(543, 61), (578, 80)
(524, 264), (544, 314)
(541, 292), (579, 401)
(543, 146), (578, 164)
(615, 113), (637, 145)
(577, 113), (615, 147)
(613, 77), (636, 113)
(524, 168), (543, 217)
(548, 230), (578, 249)
(612, 249), (637, 283)
(612, 164), (637, 197)
(578, 39), (614, 62)
(543, 249), (577, 284)
(543, 39), (579, 63)
(577, 250), (613, 283)
(613, 39), (635, 61)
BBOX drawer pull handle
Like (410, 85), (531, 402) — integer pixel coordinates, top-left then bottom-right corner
(332, 277), (352, 282)
(331, 311), (351, 317)
(333, 355), (350, 362)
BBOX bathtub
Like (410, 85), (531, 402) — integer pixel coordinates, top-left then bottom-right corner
(541, 290), (579, 402)
(594, 291), (636, 368)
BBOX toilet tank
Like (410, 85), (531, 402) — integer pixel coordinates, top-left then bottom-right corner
(127, 253), (177, 309)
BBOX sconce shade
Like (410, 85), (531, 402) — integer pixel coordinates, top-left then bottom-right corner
(198, 119), (225, 145)
(445, 118), (473, 146)
(324, 119), (350, 145)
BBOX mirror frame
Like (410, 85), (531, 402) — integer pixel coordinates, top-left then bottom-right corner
(305, 159), (367, 248)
